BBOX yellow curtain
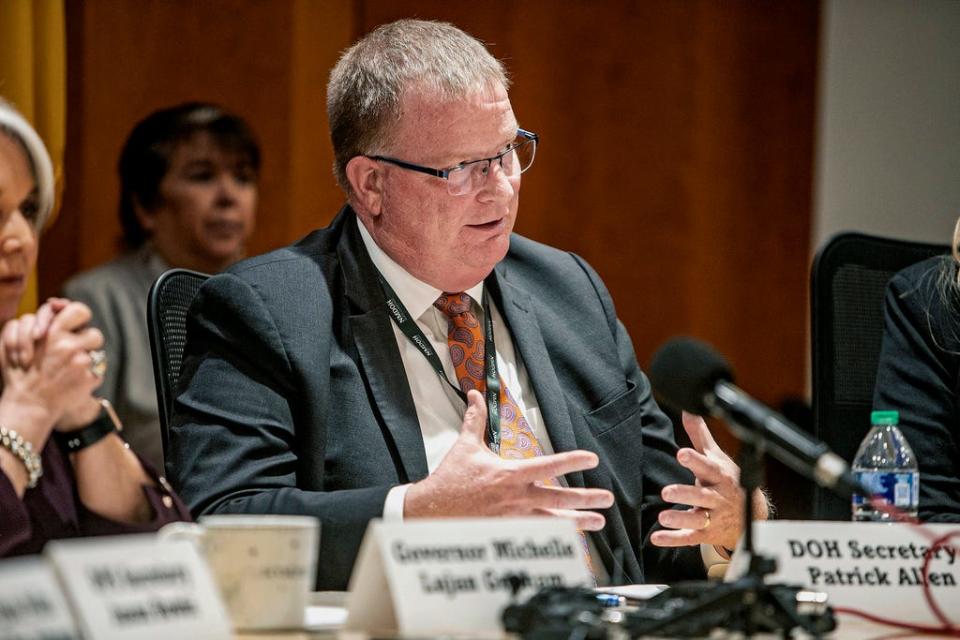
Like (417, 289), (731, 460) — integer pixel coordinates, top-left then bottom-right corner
(0, 0), (66, 314)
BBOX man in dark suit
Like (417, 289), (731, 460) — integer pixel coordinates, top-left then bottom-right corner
(170, 19), (766, 590)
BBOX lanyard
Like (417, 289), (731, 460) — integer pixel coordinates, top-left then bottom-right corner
(377, 274), (501, 453)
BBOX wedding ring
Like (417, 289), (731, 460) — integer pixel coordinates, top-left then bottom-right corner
(702, 510), (712, 530)
(89, 349), (107, 377)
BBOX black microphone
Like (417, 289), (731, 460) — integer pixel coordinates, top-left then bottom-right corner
(649, 337), (866, 499)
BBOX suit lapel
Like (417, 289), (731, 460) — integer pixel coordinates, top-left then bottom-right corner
(338, 210), (429, 482)
(488, 267), (584, 490)
(491, 262), (623, 578)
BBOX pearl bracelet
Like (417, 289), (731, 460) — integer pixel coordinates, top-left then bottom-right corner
(0, 427), (43, 489)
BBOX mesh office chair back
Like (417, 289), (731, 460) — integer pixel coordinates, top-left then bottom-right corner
(147, 268), (210, 461)
(810, 232), (949, 519)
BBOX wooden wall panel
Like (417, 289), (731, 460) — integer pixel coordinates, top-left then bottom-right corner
(289, 0), (356, 237)
(43, 0), (354, 294)
(43, 0), (818, 510)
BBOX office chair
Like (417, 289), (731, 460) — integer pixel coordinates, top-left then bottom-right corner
(147, 268), (210, 461)
(810, 232), (949, 519)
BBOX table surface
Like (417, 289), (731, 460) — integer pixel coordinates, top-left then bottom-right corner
(234, 610), (959, 639)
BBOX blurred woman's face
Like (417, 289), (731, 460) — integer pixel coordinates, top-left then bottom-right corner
(0, 132), (40, 323)
(139, 131), (257, 273)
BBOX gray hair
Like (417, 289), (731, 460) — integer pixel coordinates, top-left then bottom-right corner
(952, 216), (960, 284)
(326, 19), (510, 193)
(0, 98), (55, 231)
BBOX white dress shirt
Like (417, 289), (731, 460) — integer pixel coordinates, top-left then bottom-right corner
(357, 220), (554, 478)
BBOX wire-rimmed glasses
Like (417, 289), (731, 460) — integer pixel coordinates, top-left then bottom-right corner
(367, 129), (538, 196)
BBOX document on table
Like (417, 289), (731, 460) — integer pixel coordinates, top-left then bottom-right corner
(595, 584), (668, 600)
(304, 591), (348, 631)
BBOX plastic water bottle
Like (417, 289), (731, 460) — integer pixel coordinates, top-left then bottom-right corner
(851, 410), (919, 521)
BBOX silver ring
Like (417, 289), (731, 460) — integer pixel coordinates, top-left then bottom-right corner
(89, 349), (107, 377)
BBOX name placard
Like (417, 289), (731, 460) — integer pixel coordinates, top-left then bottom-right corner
(346, 517), (592, 634)
(45, 534), (232, 640)
(736, 520), (960, 624)
(0, 556), (79, 640)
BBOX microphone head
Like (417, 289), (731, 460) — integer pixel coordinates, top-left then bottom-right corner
(649, 337), (734, 415)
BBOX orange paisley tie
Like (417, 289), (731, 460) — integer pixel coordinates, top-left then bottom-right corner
(434, 292), (596, 580)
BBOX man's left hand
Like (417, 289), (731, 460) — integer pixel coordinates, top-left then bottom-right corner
(651, 411), (769, 551)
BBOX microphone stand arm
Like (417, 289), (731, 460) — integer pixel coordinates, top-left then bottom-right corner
(735, 438), (788, 636)
(739, 439), (771, 576)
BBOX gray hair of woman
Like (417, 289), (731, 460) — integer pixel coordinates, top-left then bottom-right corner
(952, 217), (960, 283)
(326, 18), (510, 194)
(0, 98), (56, 231)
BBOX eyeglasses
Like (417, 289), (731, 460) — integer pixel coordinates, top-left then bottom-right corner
(367, 129), (539, 196)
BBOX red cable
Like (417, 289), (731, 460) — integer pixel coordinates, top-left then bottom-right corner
(827, 497), (959, 635)
(833, 606), (960, 636)
(921, 530), (960, 631)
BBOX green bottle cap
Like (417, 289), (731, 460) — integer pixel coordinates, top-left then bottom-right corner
(871, 410), (899, 425)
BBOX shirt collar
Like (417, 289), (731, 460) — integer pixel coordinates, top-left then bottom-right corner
(356, 217), (484, 319)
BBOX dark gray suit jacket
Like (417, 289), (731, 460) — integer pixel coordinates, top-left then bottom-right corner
(169, 206), (704, 590)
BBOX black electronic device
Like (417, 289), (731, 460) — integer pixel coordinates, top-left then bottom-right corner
(623, 580), (835, 637)
(502, 587), (608, 640)
(502, 582), (836, 638)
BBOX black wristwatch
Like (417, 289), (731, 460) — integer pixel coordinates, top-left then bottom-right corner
(54, 399), (123, 453)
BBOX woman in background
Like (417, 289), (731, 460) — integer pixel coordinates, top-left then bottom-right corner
(873, 219), (960, 522)
(0, 98), (188, 556)
(64, 103), (260, 471)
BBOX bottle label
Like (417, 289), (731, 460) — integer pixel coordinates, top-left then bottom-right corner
(852, 471), (919, 508)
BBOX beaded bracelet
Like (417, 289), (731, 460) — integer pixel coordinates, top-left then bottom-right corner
(0, 426), (43, 489)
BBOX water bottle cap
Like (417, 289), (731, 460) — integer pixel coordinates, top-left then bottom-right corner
(870, 410), (899, 425)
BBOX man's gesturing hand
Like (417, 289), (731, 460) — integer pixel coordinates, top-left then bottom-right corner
(652, 412), (769, 552)
(404, 390), (614, 530)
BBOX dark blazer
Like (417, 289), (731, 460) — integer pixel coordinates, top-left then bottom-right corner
(169, 206), (704, 590)
(874, 256), (960, 522)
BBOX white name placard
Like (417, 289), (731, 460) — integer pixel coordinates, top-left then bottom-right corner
(0, 556), (79, 640)
(346, 517), (592, 634)
(45, 534), (232, 640)
(740, 520), (960, 624)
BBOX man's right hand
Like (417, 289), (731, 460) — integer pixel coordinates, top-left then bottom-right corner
(403, 390), (614, 530)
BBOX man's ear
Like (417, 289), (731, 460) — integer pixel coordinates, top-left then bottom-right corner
(346, 156), (386, 218)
